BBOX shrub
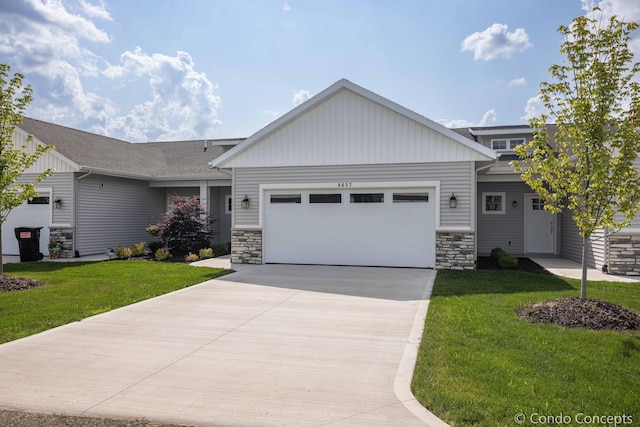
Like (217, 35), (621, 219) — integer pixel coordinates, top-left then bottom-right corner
(115, 246), (132, 260)
(131, 241), (146, 257)
(154, 248), (171, 261)
(491, 247), (519, 268)
(199, 247), (214, 259)
(185, 252), (199, 263)
(211, 242), (231, 257)
(148, 241), (164, 253)
(156, 195), (212, 255)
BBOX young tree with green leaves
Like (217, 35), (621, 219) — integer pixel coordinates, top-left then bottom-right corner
(0, 64), (54, 274)
(513, 9), (640, 300)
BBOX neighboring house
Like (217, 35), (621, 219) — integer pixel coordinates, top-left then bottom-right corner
(10, 79), (640, 275)
(5, 118), (238, 258)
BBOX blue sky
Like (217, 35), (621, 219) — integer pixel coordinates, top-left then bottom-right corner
(1, 0), (639, 142)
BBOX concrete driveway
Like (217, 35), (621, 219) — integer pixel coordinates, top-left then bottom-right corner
(0, 264), (442, 426)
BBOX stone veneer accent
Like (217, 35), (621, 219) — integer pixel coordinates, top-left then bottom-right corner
(436, 231), (475, 270)
(231, 228), (263, 264)
(607, 234), (640, 276)
(48, 227), (74, 258)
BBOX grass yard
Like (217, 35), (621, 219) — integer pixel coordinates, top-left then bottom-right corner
(412, 270), (640, 427)
(0, 261), (231, 344)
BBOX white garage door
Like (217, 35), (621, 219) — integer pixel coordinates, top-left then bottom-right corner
(264, 187), (435, 268)
(2, 194), (51, 256)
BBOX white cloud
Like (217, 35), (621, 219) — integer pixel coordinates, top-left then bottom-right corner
(101, 48), (222, 141)
(0, 0), (222, 142)
(437, 108), (497, 128)
(283, 1), (291, 12)
(508, 77), (527, 88)
(581, 0), (640, 56)
(461, 23), (532, 61)
(521, 95), (548, 121)
(79, 0), (112, 20)
(292, 89), (312, 106)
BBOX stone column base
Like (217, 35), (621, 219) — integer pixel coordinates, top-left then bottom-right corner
(49, 227), (74, 258)
(607, 235), (640, 276)
(435, 231), (475, 270)
(231, 228), (263, 264)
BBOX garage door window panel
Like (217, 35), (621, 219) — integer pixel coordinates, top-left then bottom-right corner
(270, 194), (302, 204)
(393, 193), (429, 203)
(350, 193), (384, 203)
(309, 193), (342, 204)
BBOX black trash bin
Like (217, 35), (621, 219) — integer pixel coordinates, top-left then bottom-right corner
(14, 227), (44, 262)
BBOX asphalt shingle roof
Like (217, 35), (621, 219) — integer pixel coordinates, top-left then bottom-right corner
(18, 118), (242, 180)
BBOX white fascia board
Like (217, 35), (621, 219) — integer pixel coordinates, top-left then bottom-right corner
(80, 166), (151, 181)
(469, 127), (533, 136)
(210, 79), (497, 168)
(149, 179), (231, 187)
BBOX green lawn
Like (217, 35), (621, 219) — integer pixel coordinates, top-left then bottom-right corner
(412, 270), (640, 427)
(0, 261), (231, 344)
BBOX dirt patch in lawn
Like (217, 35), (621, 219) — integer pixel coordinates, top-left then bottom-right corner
(0, 275), (44, 292)
(516, 297), (640, 331)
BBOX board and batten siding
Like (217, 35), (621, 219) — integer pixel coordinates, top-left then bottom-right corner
(16, 172), (73, 226)
(13, 129), (77, 174)
(76, 175), (166, 255)
(233, 162), (473, 229)
(222, 89), (492, 168)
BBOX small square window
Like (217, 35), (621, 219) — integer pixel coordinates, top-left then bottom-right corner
(510, 138), (524, 149)
(491, 139), (507, 150)
(482, 192), (506, 214)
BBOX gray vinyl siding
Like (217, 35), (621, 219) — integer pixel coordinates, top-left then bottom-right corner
(208, 186), (232, 244)
(17, 172), (73, 225)
(76, 175), (166, 255)
(477, 182), (531, 255)
(233, 162), (474, 228)
(559, 212), (604, 269)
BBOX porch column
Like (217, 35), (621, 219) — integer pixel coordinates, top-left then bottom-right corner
(199, 181), (208, 217)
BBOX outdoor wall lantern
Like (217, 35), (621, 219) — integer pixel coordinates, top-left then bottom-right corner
(54, 198), (62, 209)
(449, 194), (457, 209)
(512, 200), (518, 208)
(241, 195), (250, 209)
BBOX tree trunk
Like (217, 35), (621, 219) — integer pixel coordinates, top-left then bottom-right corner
(581, 234), (588, 300)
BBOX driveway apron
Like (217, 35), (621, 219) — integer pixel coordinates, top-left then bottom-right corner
(0, 264), (437, 426)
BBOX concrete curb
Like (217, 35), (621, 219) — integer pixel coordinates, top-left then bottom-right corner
(393, 272), (451, 427)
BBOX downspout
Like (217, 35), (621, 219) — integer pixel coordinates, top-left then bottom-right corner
(473, 155), (501, 267)
(73, 170), (92, 257)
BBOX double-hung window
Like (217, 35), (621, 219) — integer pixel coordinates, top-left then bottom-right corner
(482, 192), (505, 214)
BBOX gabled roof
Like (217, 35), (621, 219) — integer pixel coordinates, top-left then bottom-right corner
(210, 79), (497, 169)
(18, 118), (240, 180)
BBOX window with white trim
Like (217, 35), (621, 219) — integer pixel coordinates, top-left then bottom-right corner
(482, 192), (506, 214)
(491, 138), (525, 151)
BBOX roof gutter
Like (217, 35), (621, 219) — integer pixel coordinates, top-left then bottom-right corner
(475, 152), (502, 174)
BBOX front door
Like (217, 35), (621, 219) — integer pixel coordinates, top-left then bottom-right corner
(525, 194), (554, 253)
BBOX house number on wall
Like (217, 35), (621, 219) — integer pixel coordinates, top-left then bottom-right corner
(337, 182), (352, 188)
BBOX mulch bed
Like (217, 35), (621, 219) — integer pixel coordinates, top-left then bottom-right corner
(476, 256), (552, 275)
(516, 297), (640, 331)
(0, 275), (44, 292)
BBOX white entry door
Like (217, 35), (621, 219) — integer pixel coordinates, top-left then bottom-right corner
(525, 194), (554, 253)
(264, 187), (436, 268)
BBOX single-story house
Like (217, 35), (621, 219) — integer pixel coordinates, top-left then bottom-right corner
(10, 79), (640, 275)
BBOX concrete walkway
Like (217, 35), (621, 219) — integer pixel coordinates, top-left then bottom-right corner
(0, 264), (445, 427)
(530, 256), (640, 283)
